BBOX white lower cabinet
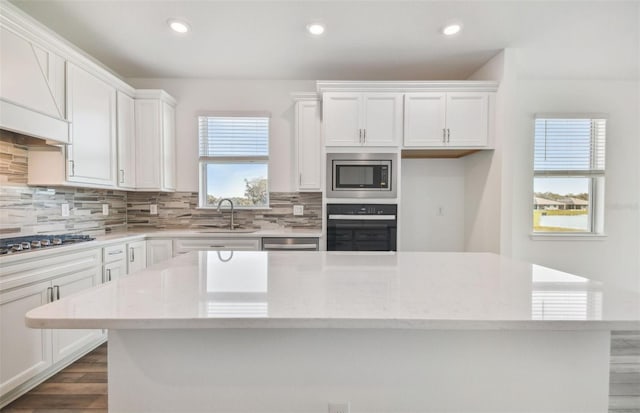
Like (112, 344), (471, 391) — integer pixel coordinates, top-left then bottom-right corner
(0, 249), (103, 406)
(0, 281), (52, 398)
(173, 238), (261, 254)
(146, 239), (173, 265)
(127, 240), (147, 273)
(50, 269), (104, 363)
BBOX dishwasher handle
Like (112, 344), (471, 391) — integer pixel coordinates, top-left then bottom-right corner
(263, 243), (318, 250)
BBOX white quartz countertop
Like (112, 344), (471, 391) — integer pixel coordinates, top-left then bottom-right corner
(26, 251), (640, 331)
(0, 228), (322, 264)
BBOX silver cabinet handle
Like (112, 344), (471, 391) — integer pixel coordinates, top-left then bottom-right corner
(53, 285), (60, 300)
(69, 160), (75, 176)
(442, 128), (446, 143)
(358, 128), (362, 143)
(299, 173), (302, 186)
(209, 245), (226, 248)
(447, 128), (450, 143)
(130, 247), (135, 262)
(119, 169), (125, 183)
(107, 269), (112, 282)
(363, 129), (366, 143)
(108, 250), (123, 256)
(47, 287), (53, 303)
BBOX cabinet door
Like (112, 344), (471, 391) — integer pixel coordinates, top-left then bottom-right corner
(161, 102), (176, 191)
(445, 92), (489, 147)
(0, 281), (52, 398)
(173, 238), (260, 254)
(323, 93), (361, 146)
(362, 93), (402, 146)
(403, 93), (447, 147)
(127, 241), (147, 274)
(146, 239), (173, 266)
(104, 260), (126, 283)
(116, 91), (136, 189)
(295, 100), (322, 191)
(51, 267), (103, 363)
(66, 63), (116, 186)
(134, 99), (162, 189)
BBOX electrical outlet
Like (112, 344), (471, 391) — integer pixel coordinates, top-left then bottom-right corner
(293, 205), (304, 216)
(150, 204), (158, 215)
(61, 203), (70, 217)
(328, 403), (350, 413)
(102, 204), (109, 216)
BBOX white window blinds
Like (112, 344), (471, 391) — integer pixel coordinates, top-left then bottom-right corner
(534, 117), (606, 175)
(198, 116), (269, 158)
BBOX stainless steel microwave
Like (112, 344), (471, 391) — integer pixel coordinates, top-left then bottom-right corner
(326, 153), (397, 198)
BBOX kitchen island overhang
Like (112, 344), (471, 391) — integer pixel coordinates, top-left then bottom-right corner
(25, 251), (640, 412)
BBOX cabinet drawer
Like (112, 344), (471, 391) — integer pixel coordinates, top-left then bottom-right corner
(174, 238), (260, 254)
(103, 244), (126, 263)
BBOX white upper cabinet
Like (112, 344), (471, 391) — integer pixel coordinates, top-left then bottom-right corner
(116, 91), (136, 189)
(0, 25), (69, 143)
(66, 63), (117, 187)
(135, 90), (177, 192)
(294, 95), (322, 191)
(444, 92), (489, 147)
(361, 94), (403, 146)
(323, 92), (402, 147)
(404, 92), (490, 148)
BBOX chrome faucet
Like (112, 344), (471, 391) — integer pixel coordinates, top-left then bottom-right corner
(216, 198), (235, 230)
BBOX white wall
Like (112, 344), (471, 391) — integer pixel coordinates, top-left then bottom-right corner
(465, 39), (640, 292)
(510, 77), (640, 292)
(127, 78), (315, 192)
(400, 159), (465, 252)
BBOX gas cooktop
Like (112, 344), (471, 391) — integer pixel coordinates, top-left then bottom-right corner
(0, 234), (96, 255)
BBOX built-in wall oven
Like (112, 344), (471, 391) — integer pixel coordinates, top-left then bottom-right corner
(327, 153), (397, 198)
(326, 204), (397, 251)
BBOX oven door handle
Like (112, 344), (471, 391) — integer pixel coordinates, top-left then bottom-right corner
(328, 214), (396, 220)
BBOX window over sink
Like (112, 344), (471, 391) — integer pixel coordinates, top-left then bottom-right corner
(198, 114), (270, 209)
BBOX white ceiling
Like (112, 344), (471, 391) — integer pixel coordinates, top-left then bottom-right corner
(9, 1), (640, 80)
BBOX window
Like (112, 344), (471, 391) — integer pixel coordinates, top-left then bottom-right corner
(198, 115), (269, 208)
(532, 115), (606, 234)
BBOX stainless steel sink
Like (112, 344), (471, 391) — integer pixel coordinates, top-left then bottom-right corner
(196, 229), (257, 234)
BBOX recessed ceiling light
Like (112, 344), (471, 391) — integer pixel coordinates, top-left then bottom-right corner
(442, 23), (462, 36)
(168, 19), (190, 34)
(307, 23), (325, 36)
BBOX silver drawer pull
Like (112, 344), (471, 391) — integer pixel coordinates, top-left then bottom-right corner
(108, 250), (123, 255)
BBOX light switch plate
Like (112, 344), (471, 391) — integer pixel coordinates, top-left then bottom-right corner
(293, 205), (304, 216)
(102, 204), (109, 215)
(61, 203), (70, 217)
(150, 204), (158, 215)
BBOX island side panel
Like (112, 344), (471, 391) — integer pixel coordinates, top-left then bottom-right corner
(108, 328), (610, 413)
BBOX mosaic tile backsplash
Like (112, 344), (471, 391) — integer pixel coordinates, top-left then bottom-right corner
(127, 191), (322, 230)
(0, 132), (322, 236)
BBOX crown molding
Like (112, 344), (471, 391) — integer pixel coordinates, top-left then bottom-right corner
(316, 80), (499, 93)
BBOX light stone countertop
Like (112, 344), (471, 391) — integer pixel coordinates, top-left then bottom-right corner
(0, 228), (323, 264)
(26, 251), (640, 331)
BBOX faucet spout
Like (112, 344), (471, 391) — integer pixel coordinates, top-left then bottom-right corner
(216, 198), (235, 230)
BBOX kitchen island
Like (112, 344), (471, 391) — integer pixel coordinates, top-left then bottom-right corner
(26, 251), (640, 412)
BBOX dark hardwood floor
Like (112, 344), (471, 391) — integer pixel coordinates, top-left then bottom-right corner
(2, 333), (639, 412)
(1, 343), (108, 413)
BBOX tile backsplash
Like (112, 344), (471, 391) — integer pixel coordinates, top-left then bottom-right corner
(127, 191), (322, 230)
(0, 131), (322, 237)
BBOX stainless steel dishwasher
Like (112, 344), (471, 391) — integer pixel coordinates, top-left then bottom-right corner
(261, 237), (319, 251)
